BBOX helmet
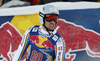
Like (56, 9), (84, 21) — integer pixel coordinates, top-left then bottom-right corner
(39, 5), (59, 24)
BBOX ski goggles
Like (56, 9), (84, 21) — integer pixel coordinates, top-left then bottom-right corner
(45, 14), (59, 22)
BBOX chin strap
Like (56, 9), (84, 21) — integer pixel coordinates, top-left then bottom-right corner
(43, 24), (54, 35)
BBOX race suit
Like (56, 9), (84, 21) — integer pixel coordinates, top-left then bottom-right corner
(13, 25), (65, 61)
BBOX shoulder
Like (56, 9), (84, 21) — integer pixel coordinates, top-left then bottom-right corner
(28, 25), (40, 32)
(51, 32), (62, 42)
(24, 25), (40, 35)
(29, 25), (40, 36)
(54, 32), (65, 43)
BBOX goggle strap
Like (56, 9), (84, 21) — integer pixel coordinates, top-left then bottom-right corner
(39, 12), (45, 18)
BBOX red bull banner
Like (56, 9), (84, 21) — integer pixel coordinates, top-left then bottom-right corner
(0, 2), (100, 61)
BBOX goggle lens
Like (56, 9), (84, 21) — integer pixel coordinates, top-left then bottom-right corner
(45, 14), (58, 22)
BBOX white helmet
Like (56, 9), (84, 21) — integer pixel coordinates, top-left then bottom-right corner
(39, 5), (59, 24)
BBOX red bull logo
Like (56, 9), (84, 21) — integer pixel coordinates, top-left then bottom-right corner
(0, 22), (22, 61)
(0, 19), (100, 61)
(56, 19), (100, 61)
(30, 35), (54, 49)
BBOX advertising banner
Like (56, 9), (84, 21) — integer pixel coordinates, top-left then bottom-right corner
(0, 2), (100, 61)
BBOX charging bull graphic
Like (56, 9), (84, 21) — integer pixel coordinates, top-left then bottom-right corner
(0, 19), (100, 61)
(0, 22), (22, 61)
(56, 19), (100, 61)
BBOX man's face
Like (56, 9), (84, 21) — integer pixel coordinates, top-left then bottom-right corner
(44, 14), (58, 31)
(44, 19), (56, 31)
